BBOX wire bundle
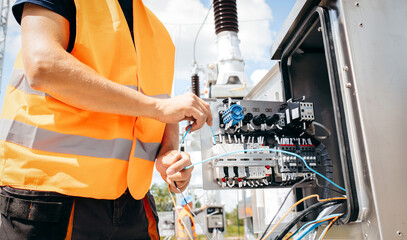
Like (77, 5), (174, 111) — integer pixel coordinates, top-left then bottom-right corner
(172, 124), (346, 240)
(260, 195), (346, 240)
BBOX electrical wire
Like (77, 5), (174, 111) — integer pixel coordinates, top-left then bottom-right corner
(175, 185), (212, 240)
(315, 177), (343, 195)
(292, 221), (325, 240)
(274, 200), (345, 240)
(290, 214), (343, 240)
(168, 185), (194, 240)
(312, 122), (331, 140)
(174, 124), (214, 239)
(284, 232), (295, 240)
(179, 124), (216, 152)
(259, 176), (313, 240)
(293, 214), (343, 239)
(177, 120), (343, 240)
(185, 148), (346, 192)
(178, 125), (192, 152)
(210, 126), (217, 144)
(318, 215), (340, 240)
(193, 3), (213, 65)
(260, 195), (347, 240)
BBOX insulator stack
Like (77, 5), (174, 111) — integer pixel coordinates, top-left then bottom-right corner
(213, 0), (239, 35)
(191, 74), (200, 97)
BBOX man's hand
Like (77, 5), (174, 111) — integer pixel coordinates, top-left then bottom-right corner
(156, 150), (194, 193)
(155, 92), (213, 132)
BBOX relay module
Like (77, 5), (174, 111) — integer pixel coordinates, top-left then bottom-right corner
(200, 98), (330, 190)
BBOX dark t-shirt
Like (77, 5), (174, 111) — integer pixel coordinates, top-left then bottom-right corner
(13, 0), (134, 53)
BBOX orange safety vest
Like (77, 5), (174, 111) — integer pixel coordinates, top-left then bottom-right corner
(177, 208), (198, 240)
(0, 0), (174, 200)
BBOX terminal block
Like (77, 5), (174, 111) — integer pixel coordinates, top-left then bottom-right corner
(221, 104), (244, 130)
(201, 98), (324, 190)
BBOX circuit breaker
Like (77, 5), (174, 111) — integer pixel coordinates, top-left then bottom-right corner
(201, 98), (325, 190)
(206, 205), (225, 233)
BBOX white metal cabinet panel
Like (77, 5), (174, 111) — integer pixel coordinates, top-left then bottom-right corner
(334, 0), (407, 239)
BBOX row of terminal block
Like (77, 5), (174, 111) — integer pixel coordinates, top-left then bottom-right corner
(214, 166), (273, 188)
(210, 137), (320, 188)
(220, 99), (315, 132)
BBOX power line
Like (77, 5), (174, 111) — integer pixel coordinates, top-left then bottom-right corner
(163, 18), (273, 26)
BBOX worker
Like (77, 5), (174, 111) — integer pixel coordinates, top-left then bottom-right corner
(0, 0), (212, 239)
(176, 196), (206, 240)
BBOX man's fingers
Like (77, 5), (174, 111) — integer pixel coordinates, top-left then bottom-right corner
(206, 108), (213, 126)
(167, 177), (176, 190)
(162, 152), (182, 167)
(174, 180), (189, 192)
(167, 168), (193, 182)
(166, 155), (192, 176)
(197, 100), (212, 127)
(167, 179), (188, 193)
(189, 108), (205, 132)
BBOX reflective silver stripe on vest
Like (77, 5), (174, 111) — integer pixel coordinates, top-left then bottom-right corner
(125, 85), (139, 91)
(134, 139), (160, 162)
(0, 119), (132, 161)
(151, 93), (170, 99)
(9, 69), (47, 96)
(8, 69), (169, 99)
(125, 85), (169, 99)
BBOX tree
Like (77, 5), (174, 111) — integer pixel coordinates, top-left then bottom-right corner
(226, 206), (243, 226)
(150, 183), (175, 212)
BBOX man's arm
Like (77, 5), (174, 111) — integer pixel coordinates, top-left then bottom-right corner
(192, 205), (207, 215)
(20, 3), (212, 131)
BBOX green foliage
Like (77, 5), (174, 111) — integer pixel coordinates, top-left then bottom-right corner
(150, 183), (174, 212)
(226, 206), (243, 226)
(195, 200), (201, 208)
(225, 206), (243, 238)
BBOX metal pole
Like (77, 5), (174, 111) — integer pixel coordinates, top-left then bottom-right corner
(237, 190), (240, 239)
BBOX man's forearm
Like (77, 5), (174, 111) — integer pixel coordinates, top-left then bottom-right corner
(25, 46), (160, 119)
(157, 123), (179, 157)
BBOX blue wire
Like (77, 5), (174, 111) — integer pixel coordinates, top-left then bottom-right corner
(178, 125), (192, 153)
(184, 148), (346, 192)
(209, 126), (217, 144)
(318, 221), (333, 240)
(179, 125), (217, 152)
(291, 213), (343, 240)
(292, 221), (324, 240)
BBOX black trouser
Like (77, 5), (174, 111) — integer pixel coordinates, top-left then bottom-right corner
(0, 186), (159, 240)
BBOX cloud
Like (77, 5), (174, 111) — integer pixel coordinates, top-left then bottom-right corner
(4, 1), (21, 60)
(237, 0), (273, 62)
(143, 0), (274, 95)
(250, 68), (269, 85)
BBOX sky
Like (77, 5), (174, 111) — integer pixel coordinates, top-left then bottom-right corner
(0, 0), (297, 210)
(0, 0), (296, 107)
